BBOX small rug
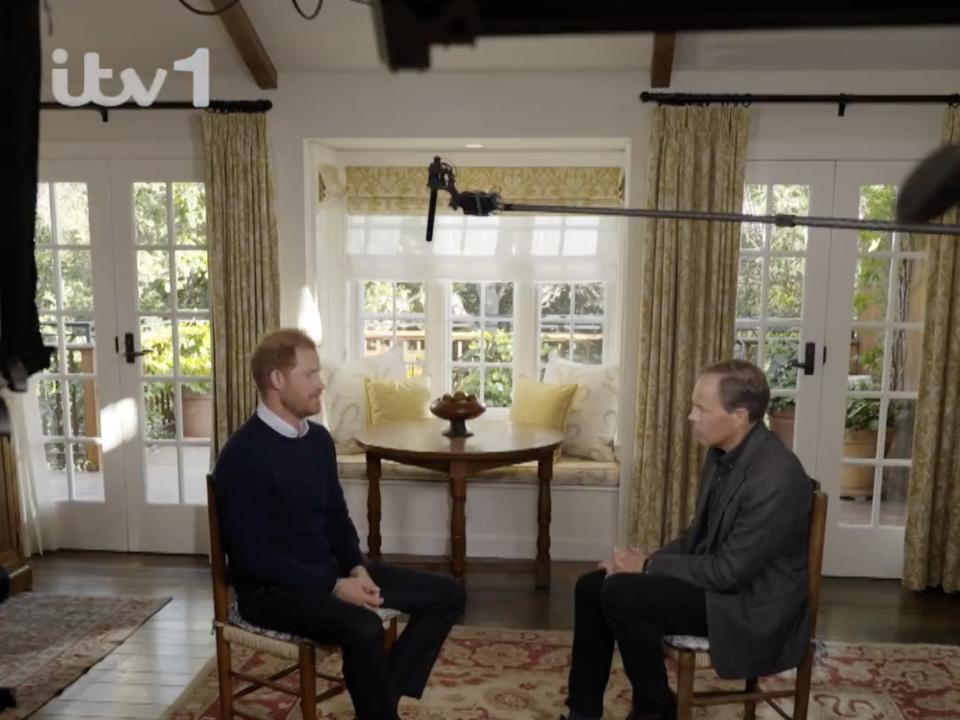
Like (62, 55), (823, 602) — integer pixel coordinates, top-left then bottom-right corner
(0, 592), (171, 718)
(163, 626), (960, 719)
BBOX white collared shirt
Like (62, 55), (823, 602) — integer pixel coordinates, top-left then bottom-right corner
(256, 402), (310, 439)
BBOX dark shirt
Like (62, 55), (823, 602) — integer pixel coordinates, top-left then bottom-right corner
(212, 415), (363, 593)
(692, 422), (761, 555)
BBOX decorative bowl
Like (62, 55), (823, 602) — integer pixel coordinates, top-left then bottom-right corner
(430, 392), (486, 438)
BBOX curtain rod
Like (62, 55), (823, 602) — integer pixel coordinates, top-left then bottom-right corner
(639, 92), (960, 117)
(38, 99), (273, 123)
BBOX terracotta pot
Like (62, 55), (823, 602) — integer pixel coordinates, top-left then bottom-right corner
(182, 389), (213, 439)
(769, 408), (796, 451)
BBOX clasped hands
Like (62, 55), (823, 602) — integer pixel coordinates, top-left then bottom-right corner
(598, 546), (648, 576)
(333, 565), (384, 611)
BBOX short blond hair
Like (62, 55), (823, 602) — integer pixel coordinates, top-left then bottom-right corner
(250, 329), (317, 395)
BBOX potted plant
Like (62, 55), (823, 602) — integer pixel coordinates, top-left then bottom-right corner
(840, 379), (894, 499)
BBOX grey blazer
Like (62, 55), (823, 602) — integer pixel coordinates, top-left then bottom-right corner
(648, 423), (813, 679)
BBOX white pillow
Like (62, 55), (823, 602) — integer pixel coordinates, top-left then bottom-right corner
(320, 345), (406, 453)
(542, 357), (619, 461)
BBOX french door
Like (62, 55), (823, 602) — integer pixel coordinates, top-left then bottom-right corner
(739, 160), (929, 578)
(35, 158), (211, 553)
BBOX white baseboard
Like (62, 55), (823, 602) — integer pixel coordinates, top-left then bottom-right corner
(341, 479), (618, 561)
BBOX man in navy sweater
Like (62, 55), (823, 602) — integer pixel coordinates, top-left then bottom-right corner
(213, 329), (465, 720)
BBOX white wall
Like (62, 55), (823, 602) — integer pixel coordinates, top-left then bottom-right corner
(38, 67), (957, 557)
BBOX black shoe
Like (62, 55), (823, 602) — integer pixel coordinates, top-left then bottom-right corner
(627, 690), (677, 720)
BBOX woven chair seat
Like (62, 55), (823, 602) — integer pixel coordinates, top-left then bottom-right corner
(215, 602), (402, 661)
(662, 634), (827, 672)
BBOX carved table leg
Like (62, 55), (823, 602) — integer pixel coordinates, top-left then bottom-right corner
(449, 461), (468, 579)
(536, 450), (553, 590)
(366, 453), (382, 562)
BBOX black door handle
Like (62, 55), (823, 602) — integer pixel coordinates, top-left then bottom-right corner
(789, 341), (816, 376)
(121, 332), (153, 364)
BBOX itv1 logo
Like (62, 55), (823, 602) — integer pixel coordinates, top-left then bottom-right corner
(51, 48), (210, 107)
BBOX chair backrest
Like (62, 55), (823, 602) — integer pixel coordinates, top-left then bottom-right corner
(206, 473), (231, 624)
(806, 481), (829, 639)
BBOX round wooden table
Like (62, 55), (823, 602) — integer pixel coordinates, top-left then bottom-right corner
(355, 419), (564, 589)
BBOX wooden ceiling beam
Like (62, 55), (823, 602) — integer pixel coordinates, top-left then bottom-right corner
(211, 0), (278, 90)
(650, 32), (676, 89)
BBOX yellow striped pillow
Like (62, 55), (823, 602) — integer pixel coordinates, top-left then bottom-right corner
(363, 376), (431, 426)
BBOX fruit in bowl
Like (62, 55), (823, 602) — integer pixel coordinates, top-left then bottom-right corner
(430, 392), (486, 437)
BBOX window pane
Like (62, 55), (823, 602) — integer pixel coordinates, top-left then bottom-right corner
(485, 367), (513, 408)
(483, 323), (513, 363)
(364, 281), (394, 315)
(39, 315), (60, 373)
(71, 442), (104, 501)
(67, 380), (99, 438)
(540, 284), (571, 316)
(35, 249), (57, 310)
(737, 256), (763, 319)
(540, 322), (571, 364)
(35, 183), (52, 245)
(849, 330), (884, 390)
(891, 258), (926, 324)
(734, 327), (759, 365)
(886, 399), (916, 460)
(397, 321), (425, 365)
(44, 443), (68, 501)
(574, 283), (604, 316)
(178, 318), (212, 376)
(395, 282), (425, 314)
(59, 250), (94, 311)
(853, 257), (890, 322)
(572, 323), (603, 363)
(182, 445), (210, 504)
(141, 317), (174, 376)
(38, 381), (64, 436)
(879, 466), (909, 527)
(741, 184), (767, 250)
(451, 322), (481, 362)
(138, 250), (171, 311)
(145, 444), (179, 504)
(364, 319), (393, 356)
(562, 228), (598, 256)
(767, 256), (804, 319)
(888, 329), (923, 392)
(182, 385), (213, 440)
(54, 183), (90, 245)
(176, 250), (209, 310)
(144, 382), (176, 440)
(484, 283), (513, 317)
(451, 367), (481, 397)
(765, 329), (801, 391)
(173, 182), (206, 246)
(858, 184), (895, 253)
(452, 283), (480, 317)
(770, 185), (809, 251)
(135, 182), (169, 245)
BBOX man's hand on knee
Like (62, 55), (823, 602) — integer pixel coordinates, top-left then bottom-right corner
(335, 576), (384, 610)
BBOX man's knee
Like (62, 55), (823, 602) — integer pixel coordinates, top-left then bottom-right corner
(599, 574), (640, 623)
(443, 577), (466, 613)
(574, 569), (605, 606)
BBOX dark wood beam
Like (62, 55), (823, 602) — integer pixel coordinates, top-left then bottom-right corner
(650, 32), (676, 89)
(211, 0), (278, 90)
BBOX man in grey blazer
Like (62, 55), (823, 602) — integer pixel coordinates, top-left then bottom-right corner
(560, 360), (813, 720)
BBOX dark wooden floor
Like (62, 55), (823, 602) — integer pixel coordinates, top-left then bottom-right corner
(14, 551), (960, 718)
(29, 551), (960, 643)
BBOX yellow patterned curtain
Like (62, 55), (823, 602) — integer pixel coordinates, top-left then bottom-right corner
(345, 166), (624, 214)
(202, 112), (281, 456)
(903, 108), (960, 593)
(629, 107), (750, 550)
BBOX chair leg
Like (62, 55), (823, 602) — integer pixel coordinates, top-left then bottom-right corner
(743, 677), (758, 720)
(793, 649), (815, 720)
(384, 617), (398, 652)
(300, 644), (318, 720)
(675, 651), (696, 720)
(214, 629), (233, 720)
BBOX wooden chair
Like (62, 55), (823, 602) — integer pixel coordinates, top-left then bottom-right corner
(206, 475), (400, 720)
(663, 483), (828, 720)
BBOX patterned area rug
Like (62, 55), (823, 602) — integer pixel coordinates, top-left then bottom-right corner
(0, 592), (171, 719)
(164, 626), (960, 719)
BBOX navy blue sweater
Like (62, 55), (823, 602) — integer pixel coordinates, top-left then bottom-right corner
(212, 415), (363, 593)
